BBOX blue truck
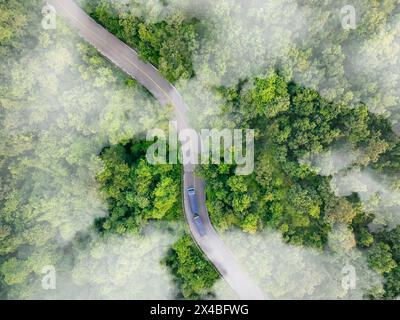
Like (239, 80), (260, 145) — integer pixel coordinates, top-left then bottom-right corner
(187, 187), (206, 236)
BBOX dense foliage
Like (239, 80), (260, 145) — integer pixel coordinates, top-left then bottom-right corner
(82, 0), (200, 83)
(165, 235), (220, 299)
(96, 138), (220, 298)
(0, 0), (216, 299)
(0, 2), (158, 297)
(366, 226), (400, 298)
(97, 140), (182, 234)
(202, 73), (395, 242)
(200, 73), (400, 298)
(1, 0), (400, 300)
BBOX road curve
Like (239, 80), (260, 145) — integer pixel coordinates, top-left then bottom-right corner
(49, 0), (265, 300)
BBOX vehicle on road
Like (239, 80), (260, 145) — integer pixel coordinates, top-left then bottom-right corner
(187, 187), (206, 236)
(193, 214), (206, 237)
(187, 187), (199, 214)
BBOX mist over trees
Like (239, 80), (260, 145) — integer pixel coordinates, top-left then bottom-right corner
(0, 0), (176, 298)
(81, 0), (200, 83)
(95, 138), (221, 298)
(199, 72), (400, 298)
(200, 73), (396, 245)
(1, 0), (400, 300)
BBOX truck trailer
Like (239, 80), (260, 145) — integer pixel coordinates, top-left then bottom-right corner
(187, 187), (206, 236)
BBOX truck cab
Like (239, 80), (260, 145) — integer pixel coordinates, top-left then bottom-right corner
(187, 187), (198, 215)
(187, 187), (206, 237)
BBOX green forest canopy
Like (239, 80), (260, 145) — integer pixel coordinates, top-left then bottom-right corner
(1, 0), (400, 300)
(82, 0), (200, 83)
(200, 73), (400, 299)
(96, 138), (220, 299)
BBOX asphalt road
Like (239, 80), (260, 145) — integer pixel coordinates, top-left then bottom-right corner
(49, 0), (265, 300)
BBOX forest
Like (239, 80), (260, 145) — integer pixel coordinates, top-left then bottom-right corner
(97, 138), (220, 298)
(1, 0), (400, 300)
(200, 73), (400, 298)
(80, 0), (400, 299)
(0, 0), (217, 299)
(80, 0), (200, 83)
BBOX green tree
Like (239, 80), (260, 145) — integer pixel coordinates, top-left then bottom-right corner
(368, 243), (397, 274)
(165, 235), (220, 299)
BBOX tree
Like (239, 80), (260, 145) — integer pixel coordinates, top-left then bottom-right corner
(368, 243), (397, 274)
(83, 0), (199, 83)
(164, 235), (220, 299)
(384, 266), (400, 299)
(96, 139), (182, 235)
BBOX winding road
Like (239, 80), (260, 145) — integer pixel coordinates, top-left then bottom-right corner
(48, 0), (265, 300)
